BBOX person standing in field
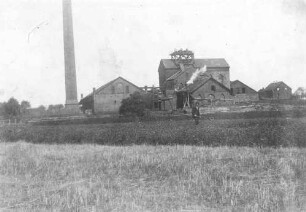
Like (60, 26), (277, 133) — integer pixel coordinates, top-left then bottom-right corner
(192, 101), (200, 125)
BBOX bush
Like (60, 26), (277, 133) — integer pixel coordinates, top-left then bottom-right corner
(119, 92), (146, 117)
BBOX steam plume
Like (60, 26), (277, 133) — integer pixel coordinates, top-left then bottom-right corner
(187, 65), (207, 85)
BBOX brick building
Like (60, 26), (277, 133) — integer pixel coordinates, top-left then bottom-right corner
(230, 80), (259, 102)
(158, 49), (232, 109)
(80, 77), (143, 114)
(259, 81), (292, 100)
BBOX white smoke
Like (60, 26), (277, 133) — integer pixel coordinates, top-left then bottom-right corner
(186, 65), (207, 85)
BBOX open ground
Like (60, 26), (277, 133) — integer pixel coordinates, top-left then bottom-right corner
(0, 142), (306, 211)
(0, 117), (306, 211)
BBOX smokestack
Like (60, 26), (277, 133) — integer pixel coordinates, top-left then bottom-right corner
(62, 0), (78, 108)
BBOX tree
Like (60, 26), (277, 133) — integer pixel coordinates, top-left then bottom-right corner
(0, 102), (5, 116)
(4, 97), (20, 117)
(38, 105), (46, 111)
(20, 100), (31, 114)
(48, 104), (64, 111)
(48, 105), (53, 111)
(119, 92), (146, 117)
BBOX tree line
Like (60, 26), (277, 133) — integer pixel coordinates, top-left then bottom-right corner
(0, 97), (65, 118)
(0, 97), (31, 118)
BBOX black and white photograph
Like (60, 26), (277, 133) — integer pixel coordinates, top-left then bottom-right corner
(0, 0), (306, 211)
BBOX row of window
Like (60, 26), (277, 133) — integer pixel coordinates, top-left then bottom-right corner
(230, 87), (246, 94)
(111, 83), (129, 94)
(276, 87), (288, 91)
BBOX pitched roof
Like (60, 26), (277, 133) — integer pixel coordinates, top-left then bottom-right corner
(230, 80), (257, 93)
(265, 81), (291, 91)
(189, 77), (231, 93)
(166, 65), (208, 81)
(167, 71), (183, 80)
(160, 58), (229, 69)
(81, 77), (142, 100)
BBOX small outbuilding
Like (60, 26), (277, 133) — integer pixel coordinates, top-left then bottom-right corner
(230, 80), (259, 102)
(259, 81), (292, 100)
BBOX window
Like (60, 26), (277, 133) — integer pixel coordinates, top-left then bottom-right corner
(211, 85), (216, 92)
(208, 94), (215, 100)
(242, 88), (246, 94)
(111, 86), (115, 94)
(230, 88), (233, 95)
(236, 88), (240, 94)
(117, 83), (123, 93)
(126, 86), (129, 93)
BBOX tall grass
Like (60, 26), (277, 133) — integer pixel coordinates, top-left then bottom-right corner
(0, 142), (305, 211)
(1, 118), (306, 147)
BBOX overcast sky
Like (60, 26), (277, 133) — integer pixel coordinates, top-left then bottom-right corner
(0, 0), (305, 107)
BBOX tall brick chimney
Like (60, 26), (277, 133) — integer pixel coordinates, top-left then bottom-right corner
(62, 0), (79, 109)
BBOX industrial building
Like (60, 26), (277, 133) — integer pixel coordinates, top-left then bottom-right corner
(80, 49), (261, 115)
(230, 80), (259, 102)
(259, 81), (292, 100)
(80, 77), (143, 114)
(158, 49), (232, 110)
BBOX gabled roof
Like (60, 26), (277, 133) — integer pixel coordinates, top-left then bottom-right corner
(167, 70), (183, 80)
(81, 76), (142, 100)
(166, 66), (196, 81)
(166, 66), (207, 81)
(190, 77), (231, 94)
(160, 58), (229, 70)
(265, 81), (291, 91)
(230, 80), (257, 93)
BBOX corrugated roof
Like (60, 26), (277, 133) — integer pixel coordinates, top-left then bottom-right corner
(161, 58), (229, 69)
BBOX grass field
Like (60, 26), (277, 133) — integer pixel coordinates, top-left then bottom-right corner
(1, 117), (306, 211)
(1, 117), (306, 147)
(0, 142), (306, 211)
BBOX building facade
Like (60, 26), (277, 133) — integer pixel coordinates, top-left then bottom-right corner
(80, 77), (143, 114)
(259, 81), (292, 100)
(158, 49), (232, 109)
(230, 80), (259, 102)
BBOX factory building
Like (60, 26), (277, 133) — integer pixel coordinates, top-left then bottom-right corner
(158, 49), (232, 109)
(80, 77), (143, 114)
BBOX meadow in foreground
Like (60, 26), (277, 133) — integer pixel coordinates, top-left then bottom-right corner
(0, 142), (305, 211)
(1, 117), (306, 147)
